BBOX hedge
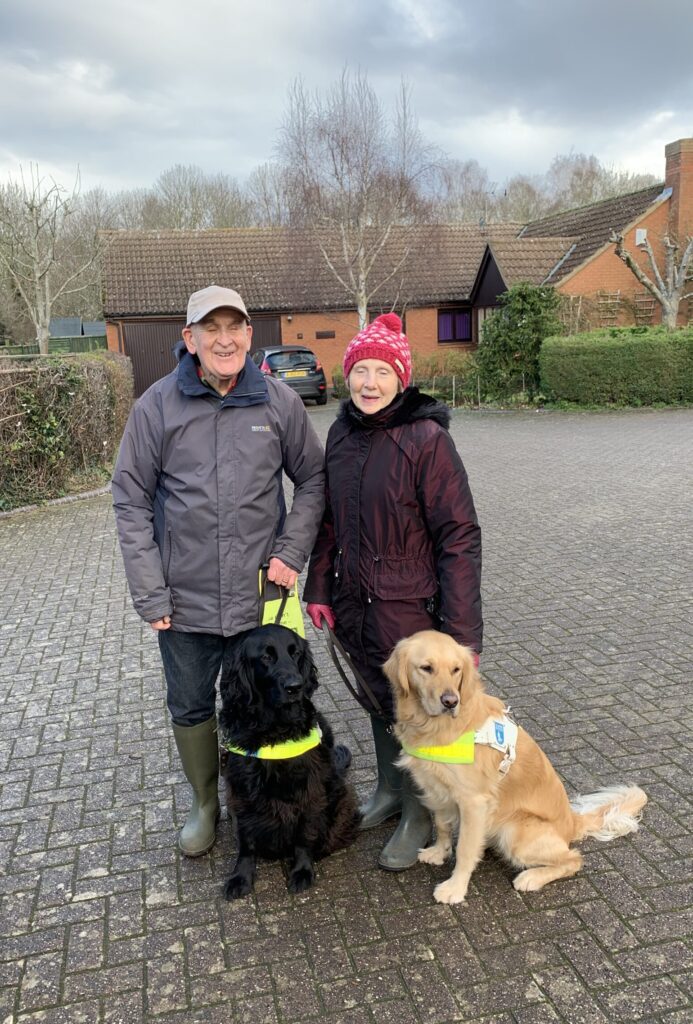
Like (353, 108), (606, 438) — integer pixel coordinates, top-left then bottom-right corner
(0, 352), (133, 511)
(539, 325), (693, 405)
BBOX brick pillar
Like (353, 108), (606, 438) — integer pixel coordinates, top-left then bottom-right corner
(664, 138), (693, 243)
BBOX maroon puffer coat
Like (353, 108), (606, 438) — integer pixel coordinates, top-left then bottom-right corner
(304, 389), (482, 718)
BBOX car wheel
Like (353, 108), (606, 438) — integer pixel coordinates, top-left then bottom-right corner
(316, 393), (328, 405)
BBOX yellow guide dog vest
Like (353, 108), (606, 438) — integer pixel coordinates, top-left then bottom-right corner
(403, 712), (518, 775)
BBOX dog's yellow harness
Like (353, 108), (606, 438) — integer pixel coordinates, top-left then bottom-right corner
(220, 725), (322, 760)
(402, 712), (518, 774)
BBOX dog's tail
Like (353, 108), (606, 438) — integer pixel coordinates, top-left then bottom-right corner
(571, 785), (647, 842)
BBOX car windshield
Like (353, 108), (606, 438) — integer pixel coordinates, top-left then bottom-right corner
(266, 350), (316, 370)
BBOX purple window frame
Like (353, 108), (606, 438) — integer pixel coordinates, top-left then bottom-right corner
(438, 309), (472, 343)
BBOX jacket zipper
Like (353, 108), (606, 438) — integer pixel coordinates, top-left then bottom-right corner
(165, 528), (173, 580)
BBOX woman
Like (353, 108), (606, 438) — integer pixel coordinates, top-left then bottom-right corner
(304, 313), (483, 871)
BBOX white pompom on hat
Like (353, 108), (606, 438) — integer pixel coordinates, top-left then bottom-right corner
(342, 313), (412, 389)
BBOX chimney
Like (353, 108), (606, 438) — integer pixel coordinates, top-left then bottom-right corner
(664, 138), (693, 243)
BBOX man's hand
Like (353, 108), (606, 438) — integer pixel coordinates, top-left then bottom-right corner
(267, 557), (299, 589)
(306, 603), (336, 630)
(150, 616), (172, 631)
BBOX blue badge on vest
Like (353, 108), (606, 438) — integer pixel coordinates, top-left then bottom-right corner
(495, 722), (505, 745)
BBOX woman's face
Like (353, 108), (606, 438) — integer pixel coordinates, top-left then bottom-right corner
(348, 359), (399, 414)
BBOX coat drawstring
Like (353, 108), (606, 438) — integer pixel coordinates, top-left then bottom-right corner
(366, 555), (381, 604)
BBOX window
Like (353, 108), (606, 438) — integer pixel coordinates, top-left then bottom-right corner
(315, 330), (336, 339)
(438, 309), (472, 343)
(266, 350), (316, 370)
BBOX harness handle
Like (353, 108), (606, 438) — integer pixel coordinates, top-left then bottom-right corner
(258, 563), (290, 625)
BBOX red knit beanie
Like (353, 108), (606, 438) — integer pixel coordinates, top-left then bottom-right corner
(342, 313), (412, 389)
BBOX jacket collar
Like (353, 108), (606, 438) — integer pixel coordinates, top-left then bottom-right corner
(176, 343), (269, 406)
(338, 387), (451, 431)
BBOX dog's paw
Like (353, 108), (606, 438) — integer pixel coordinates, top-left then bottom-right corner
(418, 844), (450, 866)
(287, 865), (315, 894)
(433, 877), (469, 904)
(222, 873), (253, 901)
(513, 869), (544, 893)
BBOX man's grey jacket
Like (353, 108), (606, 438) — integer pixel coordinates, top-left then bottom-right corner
(112, 349), (325, 635)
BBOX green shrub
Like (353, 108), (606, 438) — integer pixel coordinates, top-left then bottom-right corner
(477, 284), (562, 399)
(0, 352), (134, 510)
(540, 325), (693, 405)
(331, 367), (347, 398)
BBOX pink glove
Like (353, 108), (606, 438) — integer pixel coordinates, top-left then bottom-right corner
(306, 603), (335, 630)
(472, 652), (480, 669)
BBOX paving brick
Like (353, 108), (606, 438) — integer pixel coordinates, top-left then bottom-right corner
(404, 960), (466, 1021)
(599, 977), (690, 1021)
(532, 965), (611, 1023)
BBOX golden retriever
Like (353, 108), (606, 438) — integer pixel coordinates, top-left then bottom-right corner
(384, 631), (647, 904)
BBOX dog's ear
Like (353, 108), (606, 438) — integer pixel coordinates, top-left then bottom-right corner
(220, 639), (255, 708)
(458, 644), (481, 697)
(297, 635), (319, 696)
(383, 638), (411, 697)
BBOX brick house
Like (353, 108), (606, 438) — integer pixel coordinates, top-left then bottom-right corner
(473, 138), (693, 332)
(102, 223), (521, 396)
(102, 138), (692, 397)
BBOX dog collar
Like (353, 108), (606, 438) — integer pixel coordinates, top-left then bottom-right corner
(403, 712), (518, 773)
(221, 725), (322, 760)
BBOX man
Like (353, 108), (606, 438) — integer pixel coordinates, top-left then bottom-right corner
(112, 285), (325, 856)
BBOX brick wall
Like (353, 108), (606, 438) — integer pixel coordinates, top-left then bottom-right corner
(283, 307), (473, 383)
(106, 321), (121, 353)
(280, 311), (359, 386)
(558, 200), (670, 326)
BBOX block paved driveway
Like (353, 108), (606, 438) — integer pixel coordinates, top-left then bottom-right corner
(1, 405), (691, 1024)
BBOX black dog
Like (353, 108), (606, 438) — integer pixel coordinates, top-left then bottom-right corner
(218, 624), (361, 899)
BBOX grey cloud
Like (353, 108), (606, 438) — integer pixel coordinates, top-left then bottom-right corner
(0, 0), (691, 189)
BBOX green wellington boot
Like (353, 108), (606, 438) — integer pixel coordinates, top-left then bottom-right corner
(378, 773), (432, 872)
(359, 716), (403, 829)
(171, 716), (221, 857)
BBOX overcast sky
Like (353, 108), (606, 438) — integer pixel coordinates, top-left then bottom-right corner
(1, 0), (691, 194)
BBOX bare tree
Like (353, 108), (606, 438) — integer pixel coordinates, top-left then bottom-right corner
(106, 165), (254, 231)
(149, 164), (254, 229)
(497, 174), (549, 222)
(545, 153), (658, 212)
(0, 166), (105, 353)
(611, 230), (693, 329)
(246, 162), (294, 226)
(280, 69), (435, 327)
(109, 186), (161, 230)
(432, 158), (495, 223)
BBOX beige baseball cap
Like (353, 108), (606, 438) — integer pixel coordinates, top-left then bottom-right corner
(186, 285), (250, 325)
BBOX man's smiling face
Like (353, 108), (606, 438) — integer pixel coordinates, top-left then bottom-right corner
(182, 307), (252, 393)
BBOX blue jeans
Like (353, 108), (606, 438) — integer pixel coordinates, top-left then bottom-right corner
(158, 630), (240, 727)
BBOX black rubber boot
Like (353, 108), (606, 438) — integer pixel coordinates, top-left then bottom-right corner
(359, 716), (403, 829)
(378, 774), (432, 872)
(171, 716), (221, 857)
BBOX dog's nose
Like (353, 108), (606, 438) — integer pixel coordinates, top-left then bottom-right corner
(282, 678), (303, 696)
(440, 690), (459, 710)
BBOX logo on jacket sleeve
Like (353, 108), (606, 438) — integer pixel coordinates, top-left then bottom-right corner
(251, 425), (272, 432)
